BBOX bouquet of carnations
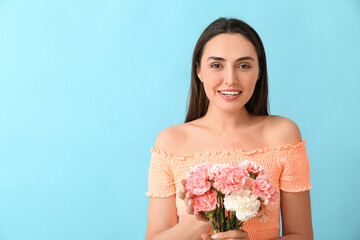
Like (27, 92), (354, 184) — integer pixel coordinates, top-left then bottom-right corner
(185, 160), (278, 233)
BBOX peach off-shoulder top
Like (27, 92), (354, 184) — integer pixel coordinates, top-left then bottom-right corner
(145, 139), (312, 240)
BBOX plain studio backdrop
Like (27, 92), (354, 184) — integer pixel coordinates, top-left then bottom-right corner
(0, 0), (359, 239)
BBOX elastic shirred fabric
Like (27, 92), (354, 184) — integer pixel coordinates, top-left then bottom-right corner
(145, 151), (176, 197)
(279, 143), (312, 192)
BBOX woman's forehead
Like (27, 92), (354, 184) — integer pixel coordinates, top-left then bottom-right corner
(202, 33), (257, 60)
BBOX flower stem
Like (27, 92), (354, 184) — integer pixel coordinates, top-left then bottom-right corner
(227, 210), (231, 230)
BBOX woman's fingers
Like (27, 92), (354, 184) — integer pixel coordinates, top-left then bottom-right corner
(201, 233), (212, 240)
(178, 187), (186, 200)
(185, 191), (192, 203)
(178, 179), (189, 200)
(185, 194), (194, 214)
(194, 211), (210, 222)
(184, 190), (192, 205)
(210, 230), (249, 239)
(179, 188), (195, 214)
(178, 179), (195, 214)
(181, 179), (187, 187)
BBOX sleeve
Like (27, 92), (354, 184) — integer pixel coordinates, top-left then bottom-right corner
(279, 141), (312, 192)
(145, 149), (176, 197)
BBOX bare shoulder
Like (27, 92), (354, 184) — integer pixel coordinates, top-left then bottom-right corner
(154, 123), (189, 152)
(265, 115), (303, 145)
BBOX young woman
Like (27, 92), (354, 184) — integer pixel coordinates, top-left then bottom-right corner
(145, 18), (313, 240)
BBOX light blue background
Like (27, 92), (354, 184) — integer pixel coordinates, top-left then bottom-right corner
(0, 0), (359, 239)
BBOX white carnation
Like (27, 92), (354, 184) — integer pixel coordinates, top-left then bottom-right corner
(223, 190), (261, 222)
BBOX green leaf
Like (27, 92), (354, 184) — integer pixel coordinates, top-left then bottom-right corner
(204, 210), (215, 221)
(219, 208), (224, 224)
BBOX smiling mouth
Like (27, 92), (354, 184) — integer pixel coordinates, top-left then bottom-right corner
(217, 90), (242, 96)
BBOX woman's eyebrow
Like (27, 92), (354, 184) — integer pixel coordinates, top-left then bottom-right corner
(206, 56), (255, 62)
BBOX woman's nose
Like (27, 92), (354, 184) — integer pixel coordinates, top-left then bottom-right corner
(224, 68), (238, 85)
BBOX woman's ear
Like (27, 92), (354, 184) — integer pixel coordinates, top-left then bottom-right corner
(196, 62), (202, 82)
(257, 69), (261, 81)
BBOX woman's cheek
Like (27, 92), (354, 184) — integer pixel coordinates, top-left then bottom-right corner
(206, 72), (223, 87)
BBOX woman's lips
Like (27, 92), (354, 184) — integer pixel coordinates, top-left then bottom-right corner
(217, 91), (242, 101)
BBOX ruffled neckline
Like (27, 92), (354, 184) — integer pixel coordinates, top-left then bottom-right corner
(150, 139), (306, 159)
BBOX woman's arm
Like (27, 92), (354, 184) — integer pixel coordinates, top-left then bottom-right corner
(269, 117), (313, 239)
(145, 126), (211, 239)
(272, 190), (313, 240)
(145, 195), (212, 240)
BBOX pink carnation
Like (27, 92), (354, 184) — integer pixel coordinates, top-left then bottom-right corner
(185, 163), (211, 195)
(256, 202), (270, 223)
(213, 164), (253, 195)
(241, 160), (265, 177)
(252, 175), (278, 205)
(208, 164), (228, 181)
(193, 189), (218, 213)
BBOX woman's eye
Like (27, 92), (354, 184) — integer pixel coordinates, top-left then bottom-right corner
(238, 64), (250, 69)
(211, 63), (222, 69)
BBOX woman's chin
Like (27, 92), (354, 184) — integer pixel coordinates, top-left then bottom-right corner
(210, 104), (246, 114)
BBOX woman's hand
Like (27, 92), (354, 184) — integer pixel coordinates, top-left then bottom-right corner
(201, 230), (250, 240)
(178, 179), (210, 222)
(178, 180), (250, 239)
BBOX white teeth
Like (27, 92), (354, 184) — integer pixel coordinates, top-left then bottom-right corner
(219, 91), (241, 96)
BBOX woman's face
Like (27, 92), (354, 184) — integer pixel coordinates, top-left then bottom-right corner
(197, 33), (260, 113)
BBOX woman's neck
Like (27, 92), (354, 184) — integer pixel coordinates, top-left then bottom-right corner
(199, 104), (255, 133)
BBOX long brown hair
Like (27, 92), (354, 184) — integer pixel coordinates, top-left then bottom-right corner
(185, 18), (270, 123)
